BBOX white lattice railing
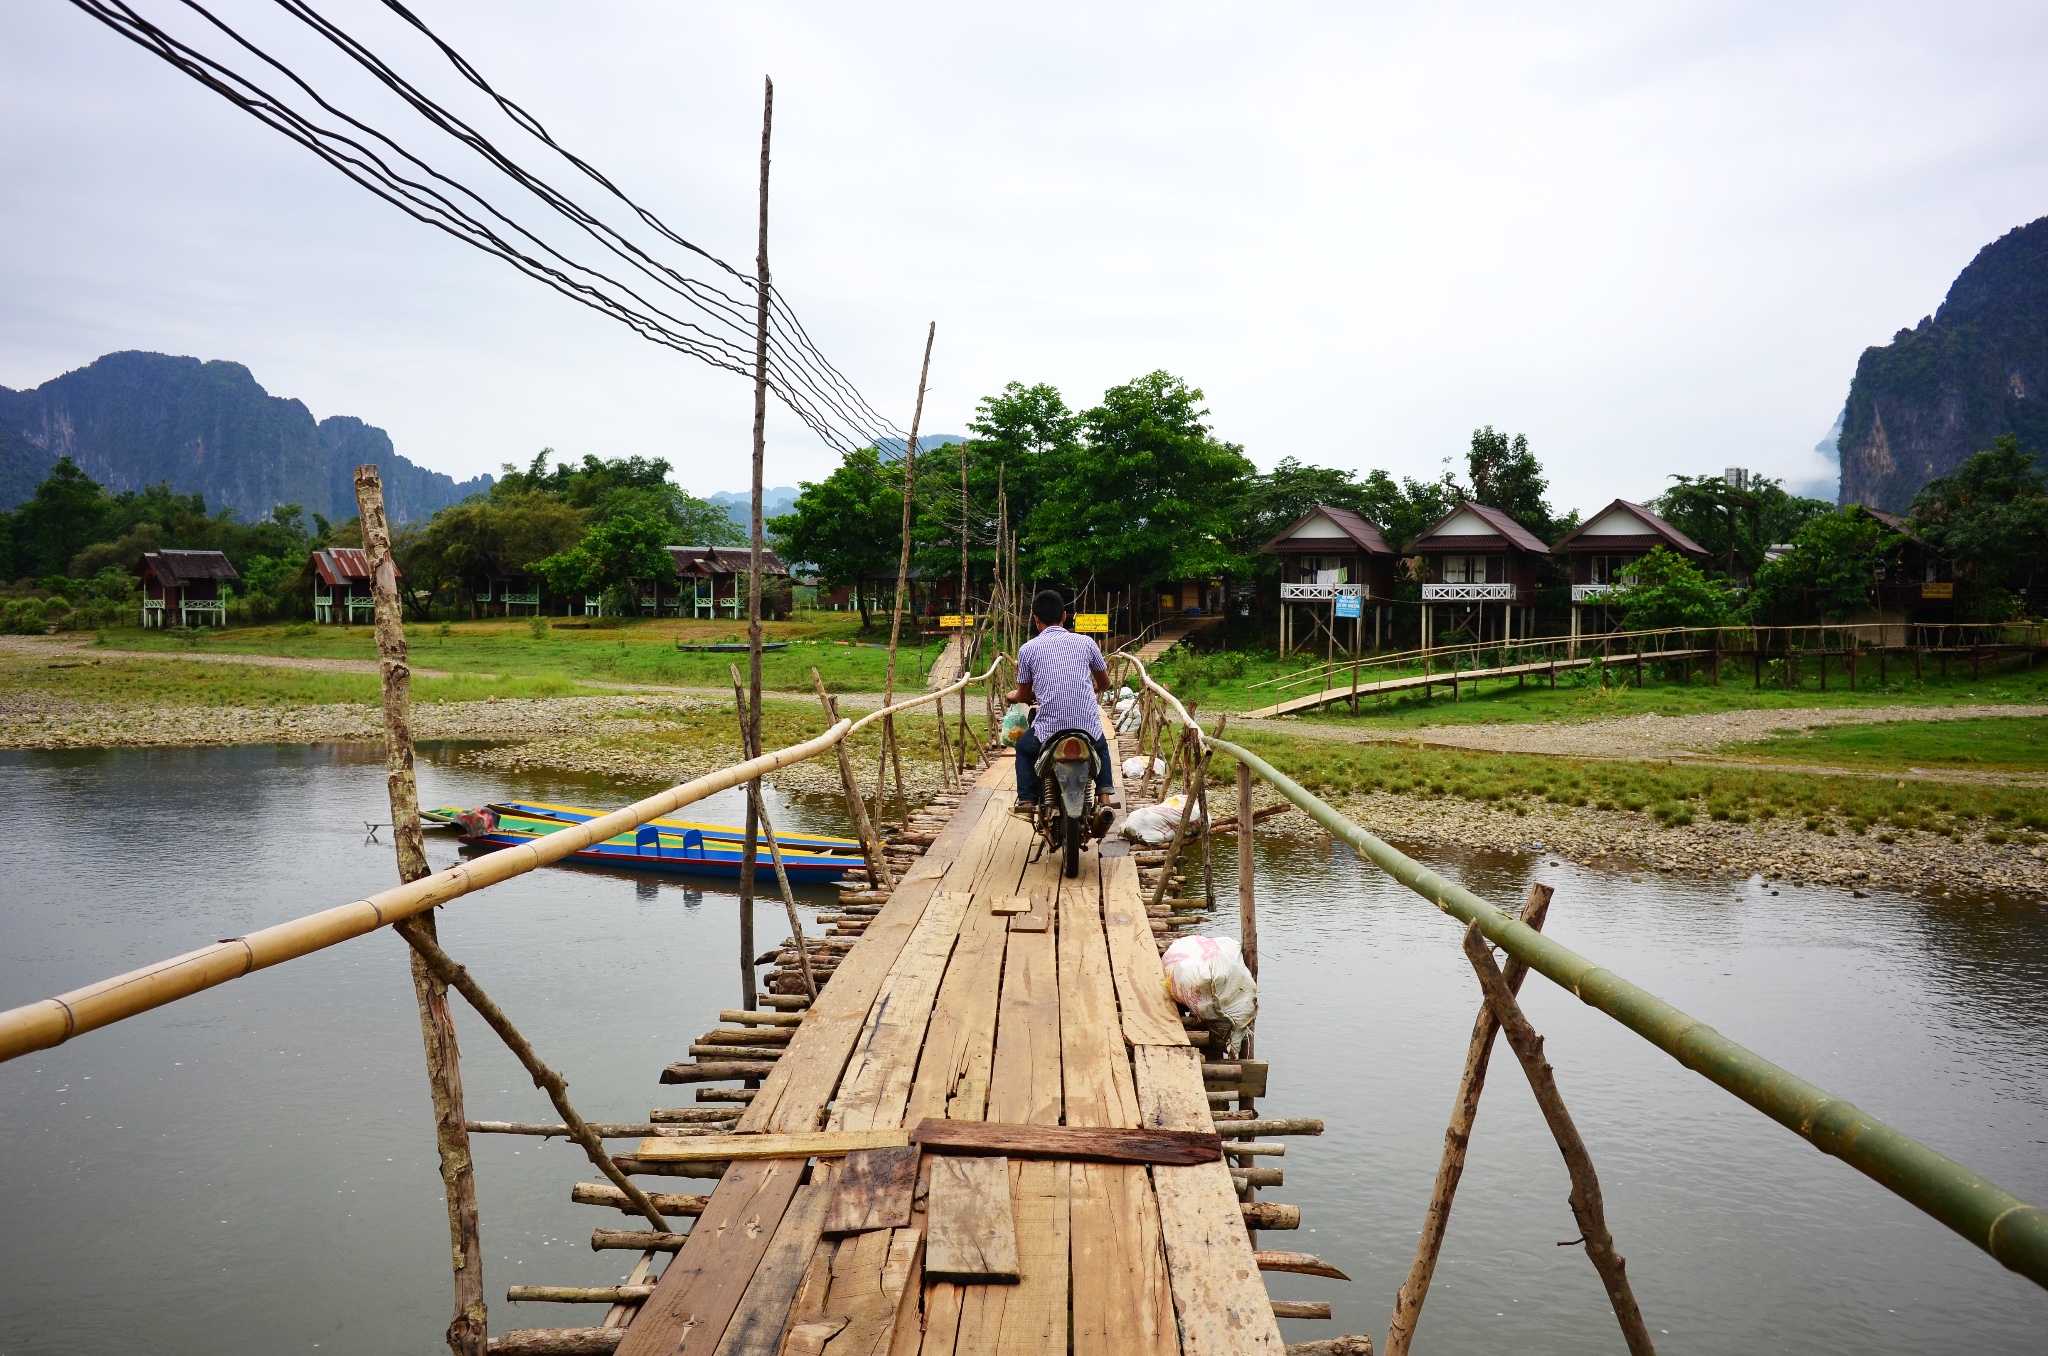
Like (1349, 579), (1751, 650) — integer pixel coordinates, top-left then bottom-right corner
(1422, 583), (1517, 602)
(1572, 583), (1618, 602)
(1280, 583), (1365, 601)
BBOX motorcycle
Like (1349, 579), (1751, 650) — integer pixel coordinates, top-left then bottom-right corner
(1034, 726), (1109, 877)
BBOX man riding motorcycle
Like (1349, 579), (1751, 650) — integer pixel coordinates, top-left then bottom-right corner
(1006, 588), (1117, 835)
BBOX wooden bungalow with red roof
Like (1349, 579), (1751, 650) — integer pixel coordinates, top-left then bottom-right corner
(668, 545), (789, 620)
(135, 549), (239, 629)
(305, 547), (398, 624)
(1260, 503), (1399, 655)
(1406, 501), (1550, 648)
(1552, 499), (1708, 640)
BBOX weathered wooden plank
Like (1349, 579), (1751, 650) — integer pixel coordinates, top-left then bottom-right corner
(951, 1160), (1068, 1354)
(987, 927), (1061, 1129)
(820, 1226), (922, 1356)
(923, 1154), (1020, 1283)
(1057, 868), (1179, 1356)
(1101, 855), (1191, 1047)
(613, 1156), (806, 1356)
(711, 1179), (832, 1356)
(822, 1146), (919, 1236)
(1008, 884), (1052, 934)
(1133, 1045), (1285, 1355)
(631, 1129), (908, 1162)
(990, 894), (1033, 916)
(911, 1120), (1219, 1165)
(900, 812), (1034, 1127)
(829, 891), (973, 1133)
(741, 784), (1001, 1135)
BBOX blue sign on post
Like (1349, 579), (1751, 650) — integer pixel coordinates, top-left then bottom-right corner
(1334, 592), (1362, 619)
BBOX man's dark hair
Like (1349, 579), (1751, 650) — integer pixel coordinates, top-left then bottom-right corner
(1031, 589), (1067, 626)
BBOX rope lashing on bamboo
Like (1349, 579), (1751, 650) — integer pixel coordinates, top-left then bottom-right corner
(0, 659), (1004, 1064)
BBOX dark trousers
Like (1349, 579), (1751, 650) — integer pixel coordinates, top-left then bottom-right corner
(1015, 729), (1115, 804)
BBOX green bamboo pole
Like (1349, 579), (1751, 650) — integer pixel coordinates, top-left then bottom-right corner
(1207, 733), (2048, 1291)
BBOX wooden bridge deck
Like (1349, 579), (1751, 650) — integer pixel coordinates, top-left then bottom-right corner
(610, 747), (1283, 1355)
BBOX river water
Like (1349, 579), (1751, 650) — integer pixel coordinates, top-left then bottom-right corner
(0, 744), (2043, 1354)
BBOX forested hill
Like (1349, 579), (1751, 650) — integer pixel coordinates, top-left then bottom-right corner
(0, 351), (490, 523)
(1840, 215), (2048, 510)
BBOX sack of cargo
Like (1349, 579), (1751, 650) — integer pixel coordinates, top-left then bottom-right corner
(1122, 755), (1168, 780)
(1161, 934), (1258, 1056)
(1000, 702), (1031, 748)
(1120, 792), (1199, 845)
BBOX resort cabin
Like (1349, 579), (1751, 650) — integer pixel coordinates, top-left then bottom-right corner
(135, 549), (238, 629)
(467, 559), (542, 618)
(1260, 504), (1397, 655)
(1859, 507), (1955, 624)
(668, 545), (789, 620)
(1552, 499), (1708, 640)
(307, 547), (396, 624)
(1406, 501), (1550, 648)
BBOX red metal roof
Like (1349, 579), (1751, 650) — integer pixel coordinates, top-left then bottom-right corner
(136, 549), (240, 585)
(1552, 499), (1707, 557)
(668, 545), (788, 577)
(1260, 504), (1395, 556)
(1405, 501), (1552, 555)
(309, 548), (398, 585)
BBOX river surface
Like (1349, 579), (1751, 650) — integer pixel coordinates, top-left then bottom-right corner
(1, 744), (2044, 1354)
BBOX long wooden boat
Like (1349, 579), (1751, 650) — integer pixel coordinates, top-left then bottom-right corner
(437, 799), (863, 882)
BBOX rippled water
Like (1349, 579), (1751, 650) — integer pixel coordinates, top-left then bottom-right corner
(1, 744), (2044, 1353)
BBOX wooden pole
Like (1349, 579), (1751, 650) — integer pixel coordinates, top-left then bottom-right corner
(814, 670), (892, 890)
(1461, 921), (1656, 1355)
(1236, 758), (1258, 982)
(877, 322), (936, 830)
(739, 74), (775, 1014)
(355, 465), (486, 1356)
(958, 433), (971, 775)
(731, 666), (817, 998)
(1152, 744), (1211, 913)
(393, 919), (673, 1235)
(1385, 882), (1553, 1356)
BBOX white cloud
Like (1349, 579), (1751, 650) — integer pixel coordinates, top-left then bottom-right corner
(2, 1), (2044, 513)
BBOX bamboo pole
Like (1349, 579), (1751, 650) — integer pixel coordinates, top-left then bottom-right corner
(876, 323), (936, 830)
(813, 670), (892, 890)
(1385, 881), (1554, 1356)
(1461, 921), (1656, 1354)
(355, 465), (487, 1356)
(395, 918), (672, 1236)
(1151, 743), (1211, 914)
(1236, 759), (1257, 982)
(738, 75), (776, 1015)
(731, 666), (816, 998)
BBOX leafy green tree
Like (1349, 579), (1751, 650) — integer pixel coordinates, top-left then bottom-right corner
(1612, 546), (1736, 628)
(1351, 468), (1462, 555)
(770, 448), (906, 628)
(1655, 474), (1833, 580)
(1028, 371), (1254, 589)
(530, 513), (676, 609)
(1910, 433), (2048, 613)
(397, 490), (588, 615)
(964, 382), (1081, 554)
(13, 459), (109, 577)
(1749, 511), (1896, 622)
(1466, 427), (1567, 539)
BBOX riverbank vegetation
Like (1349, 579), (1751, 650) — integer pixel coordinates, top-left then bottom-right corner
(1726, 715), (2048, 772)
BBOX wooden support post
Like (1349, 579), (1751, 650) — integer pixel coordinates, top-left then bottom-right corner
(356, 465), (486, 1356)
(1385, 883), (1552, 1356)
(1236, 759), (1258, 983)
(877, 323), (936, 832)
(1462, 922), (1656, 1356)
(731, 667), (817, 998)
(395, 920), (674, 1237)
(814, 671), (892, 890)
(1151, 743), (1211, 913)
(1198, 716), (1222, 916)
(739, 75), (775, 1015)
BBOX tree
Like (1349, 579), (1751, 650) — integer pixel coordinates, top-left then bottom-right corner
(1749, 511), (1896, 623)
(13, 459), (109, 578)
(1467, 427), (1566, 540)
(1028, 371), (1254, 589)
(1655, 474), (1833, 580)
(397, 490), (587, 615)
(1611, 546), (1735, 629)
(530, 513), (676, 610)
(770, 448), (906, 628)
(1910, 433), (2048, 612)
(956, 382), (1081, 582)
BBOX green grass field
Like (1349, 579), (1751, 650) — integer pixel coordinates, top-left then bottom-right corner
(92, 612), (951, 692)
(1726, 716), (2048, 772)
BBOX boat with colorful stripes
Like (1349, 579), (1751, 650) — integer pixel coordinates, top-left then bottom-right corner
(432, 799), (863, 882)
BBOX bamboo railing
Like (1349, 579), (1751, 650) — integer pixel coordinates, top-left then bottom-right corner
(1116, 651), (2048, 1296)
(0, 659), (1006, 1065)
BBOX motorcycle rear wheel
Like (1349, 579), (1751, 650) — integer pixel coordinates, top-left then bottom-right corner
(1062, 815), (1081, 877)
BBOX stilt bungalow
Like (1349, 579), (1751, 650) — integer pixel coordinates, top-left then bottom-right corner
(135, 549), (238, 629)
(466, 559), (542, 618)
(1407, 501), (1549, 648)
(1260, 504), (1398, 656)
(306, 547), (395, 624)
(1552, 499), (1708, 640)
(668, 545), (789, 620)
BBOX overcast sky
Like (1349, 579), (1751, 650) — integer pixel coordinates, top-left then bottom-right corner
(4, 1), (2046, 513)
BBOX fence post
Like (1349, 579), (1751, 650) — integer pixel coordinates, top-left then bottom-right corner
(355, 465), (487, 1356)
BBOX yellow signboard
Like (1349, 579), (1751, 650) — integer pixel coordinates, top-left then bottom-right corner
(1920, 583), (1954, 600)
(1074, 612), (1109, 633)
(937, 614), (981, 628)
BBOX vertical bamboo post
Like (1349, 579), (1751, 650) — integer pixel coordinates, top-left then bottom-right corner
(732, 667), (817, 998)
(958, 435), (971, 774)
(1385, 882), (1553, 1356)
(1463, 922), (1657, 1356)
(355, 465), (486, 1356)
(738, 73), (775, 1013)
(877, 323), (936, 829)
(1236, 758), (1258, 982)
(813, 670), (892, 890)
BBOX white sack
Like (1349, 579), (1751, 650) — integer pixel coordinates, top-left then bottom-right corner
(1121, 755), (1168, 780)
(1119, 792), (1200, 845)
(1161, 934), (1259, 1056)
